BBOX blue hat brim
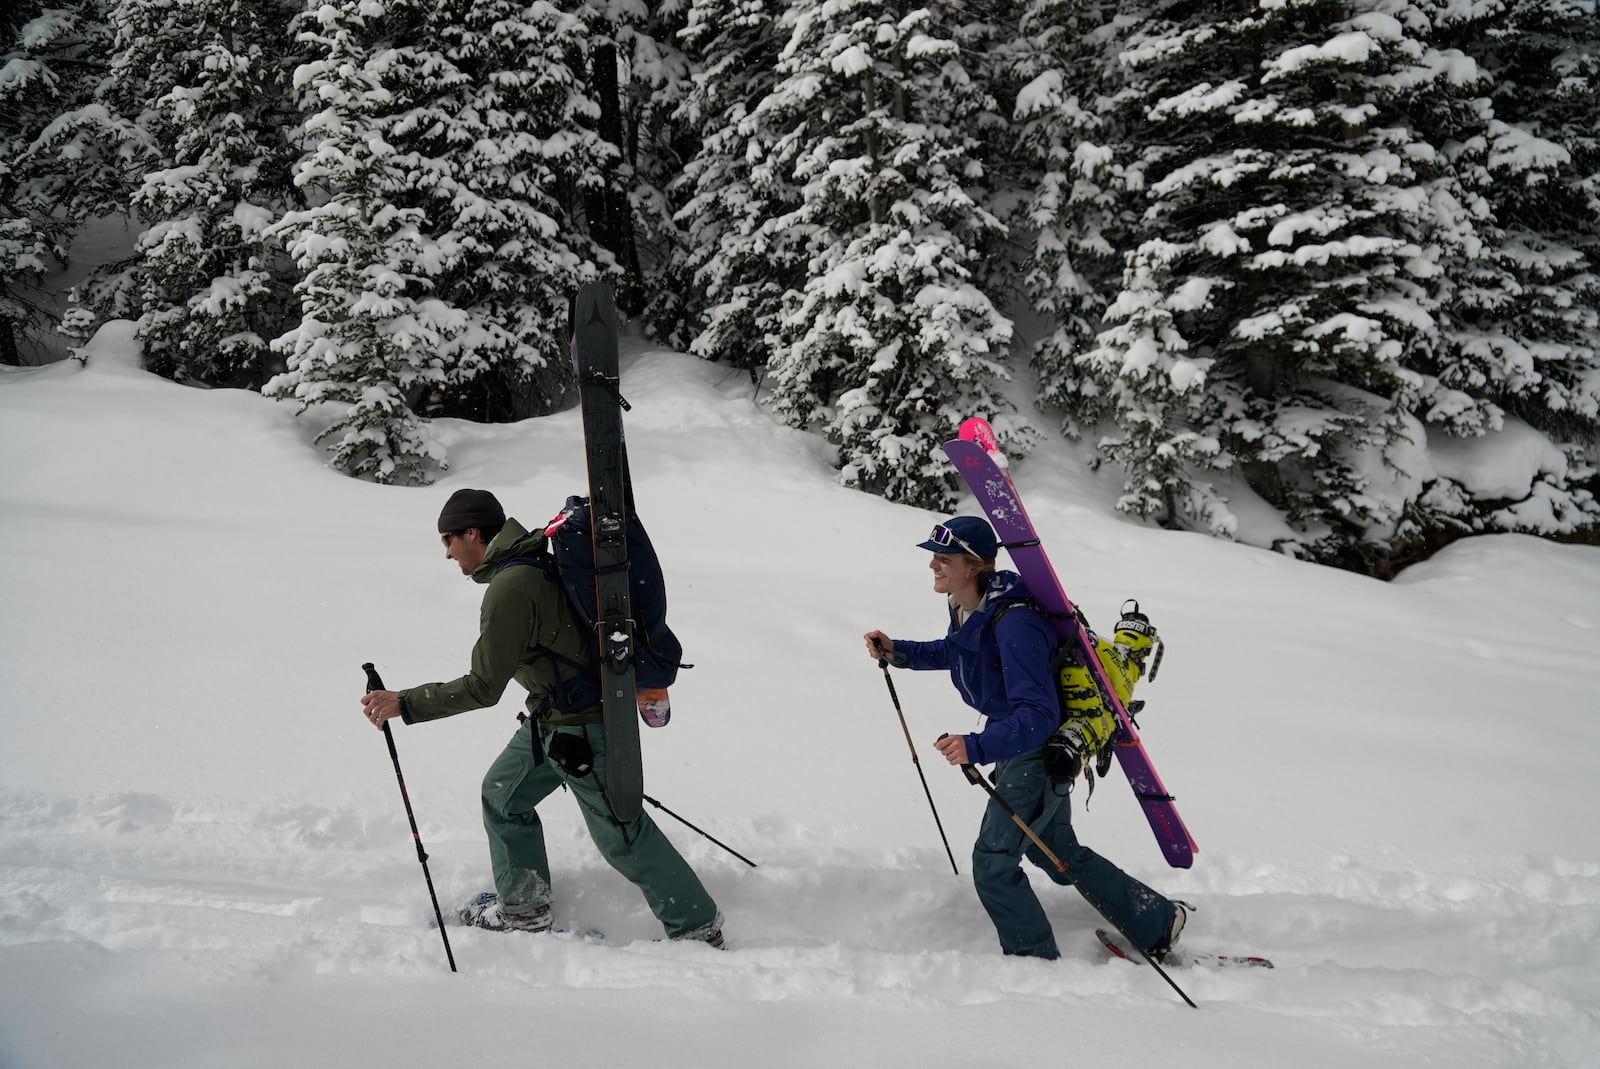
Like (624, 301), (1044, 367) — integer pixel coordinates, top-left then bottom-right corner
(915, 538), (996, 558)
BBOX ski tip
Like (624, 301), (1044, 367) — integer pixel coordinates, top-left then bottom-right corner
(1096, 929), (1133, 961)
(1227, 954), (1275, 969)
(958, 417), (1001, 454)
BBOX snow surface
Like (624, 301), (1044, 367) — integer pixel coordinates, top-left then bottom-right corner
(2, 326), (1599, 1067)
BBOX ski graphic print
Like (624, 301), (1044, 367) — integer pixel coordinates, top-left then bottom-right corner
(571, 282), (643, 824)
(945, 418), (1197, 868)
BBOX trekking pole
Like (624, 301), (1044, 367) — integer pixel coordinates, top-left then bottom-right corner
(940, 736), (1195, 1009)
(873, 638), (959, 875)
(643, 794), (758, 867)
(363, 663), (457, 973)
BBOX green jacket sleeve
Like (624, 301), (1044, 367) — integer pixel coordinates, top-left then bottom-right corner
(399, 575), (538, 723)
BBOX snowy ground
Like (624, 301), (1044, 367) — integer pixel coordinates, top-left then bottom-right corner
(2, 328), (1598, 1068)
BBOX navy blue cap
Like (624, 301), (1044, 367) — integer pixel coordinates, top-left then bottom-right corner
(916, 516), (998, 559)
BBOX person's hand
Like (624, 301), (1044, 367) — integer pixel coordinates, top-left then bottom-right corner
(360, 689), (402, 729)
(864, 630), (893, 662)
(934, 733), (969, 766)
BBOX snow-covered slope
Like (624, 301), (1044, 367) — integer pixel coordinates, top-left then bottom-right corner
(2, 329), (1597, 1068)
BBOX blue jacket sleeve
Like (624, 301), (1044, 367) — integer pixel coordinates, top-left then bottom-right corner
(966, 611), (1060, 764)
(892, 637), (950, 671)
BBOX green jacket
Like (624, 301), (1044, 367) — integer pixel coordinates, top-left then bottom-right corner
(399, 518), (599, 726)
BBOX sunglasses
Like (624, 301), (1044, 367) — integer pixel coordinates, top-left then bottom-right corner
(929, 523), (983, 558)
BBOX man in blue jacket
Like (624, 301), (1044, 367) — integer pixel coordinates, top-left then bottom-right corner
(864, 515), (1185, 961)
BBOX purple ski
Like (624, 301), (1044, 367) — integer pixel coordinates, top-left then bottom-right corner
(945, 418), (1197, 868)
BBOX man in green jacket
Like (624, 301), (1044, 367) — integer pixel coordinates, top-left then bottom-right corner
(361, 489), (723, 946)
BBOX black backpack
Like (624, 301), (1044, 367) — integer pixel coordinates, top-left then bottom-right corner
(495, 495), (687, 713)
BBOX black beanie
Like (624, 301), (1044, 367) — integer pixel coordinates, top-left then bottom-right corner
(437, 489), (505, 534)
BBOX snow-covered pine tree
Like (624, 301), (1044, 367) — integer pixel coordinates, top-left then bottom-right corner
(1009, 0), (1137, 438)
(410, 0), (613, 421)
(761, 0), (1020, 509)
(109, 0), (303, 388)
(605, 0), (700, 342)
(266, 0), (452, 485)
(1417, 0), (1600, 537)
(1, 1), (133, 365)
(1069, 0), (1510, 556)
(561, 0), (687, 317)
(0, 4), (62, 366)
(672, 0), (800, 368)
(58, 285), (96, 361)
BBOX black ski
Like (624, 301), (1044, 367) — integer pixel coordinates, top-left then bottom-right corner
(570, 282), (643, 823)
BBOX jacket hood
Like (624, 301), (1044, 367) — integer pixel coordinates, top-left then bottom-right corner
(978, 570), (1033, 613)
(471, 518), (543, 583)
(947, 569), (1034, 645)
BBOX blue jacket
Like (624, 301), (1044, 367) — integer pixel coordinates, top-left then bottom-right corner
(891, 571), (1060, 765)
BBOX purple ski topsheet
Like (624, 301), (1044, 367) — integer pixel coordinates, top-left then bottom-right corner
(945, 421), (1196, 868)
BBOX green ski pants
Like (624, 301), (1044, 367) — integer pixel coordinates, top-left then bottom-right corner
(480, 718), (719, 939)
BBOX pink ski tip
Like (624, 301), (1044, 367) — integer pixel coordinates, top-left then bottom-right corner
(958, 417), (1002, 455)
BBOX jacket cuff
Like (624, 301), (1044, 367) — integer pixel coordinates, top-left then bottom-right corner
(965, 732), (987, 765)
(398, 692), (414, 725)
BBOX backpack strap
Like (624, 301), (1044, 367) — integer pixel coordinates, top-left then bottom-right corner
(491, 552), (596, 708)
(492, 552), (553, 577)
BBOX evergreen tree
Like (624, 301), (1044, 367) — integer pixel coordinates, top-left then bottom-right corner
(108, 0), (303, 387)
(1436, 0), (1600, 488)
(609, 0), (700, 338)
(1010, 0), (1135, 437)
(564, 0), (692, 317)
(408, 0), (613, 421)
(266, 0), (452, 484)
(0, 5), (58, 365)
(761, 0), (1020, 509)
(1, 1), (132, 365)
(271, 0), (615, 481)
(672, 0), (799, 368)
(1035, 0), (1519, 555)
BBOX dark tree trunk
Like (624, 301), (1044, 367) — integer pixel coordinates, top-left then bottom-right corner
(0, 317), (22, 367)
